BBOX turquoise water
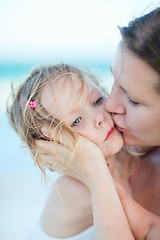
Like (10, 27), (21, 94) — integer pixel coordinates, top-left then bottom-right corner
(0, 62), (113, 112)
(0, 62), (113, 240)
(0, 62), (111, 80)
(0, 64), (33, 79)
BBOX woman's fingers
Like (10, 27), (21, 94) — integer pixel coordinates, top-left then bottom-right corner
(41, 126), (51, 138)
(36, 139), (70, 156)
(35, 136), (107, 185)
(35, 139), (71, 166)
(36, 139), (60, 154)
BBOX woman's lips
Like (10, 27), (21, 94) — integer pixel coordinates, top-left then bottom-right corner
(104, 128), (115, 141)
(115, 125), (124, 132)
(112, 115), (125, 132)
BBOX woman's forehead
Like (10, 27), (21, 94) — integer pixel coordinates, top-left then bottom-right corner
(112, 44), (160, 95)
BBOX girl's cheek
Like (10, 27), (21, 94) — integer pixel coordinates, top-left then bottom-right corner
(79, 126), (94, 139)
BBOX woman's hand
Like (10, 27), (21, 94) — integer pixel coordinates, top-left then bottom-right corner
(35, 135), (107, 188)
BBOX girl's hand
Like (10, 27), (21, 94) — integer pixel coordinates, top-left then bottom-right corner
(35, 134), (107, 188)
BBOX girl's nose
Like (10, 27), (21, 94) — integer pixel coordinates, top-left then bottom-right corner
(94, 112), (110, 128)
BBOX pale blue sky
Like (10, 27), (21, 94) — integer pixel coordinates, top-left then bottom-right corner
(0, 0), (158, 63)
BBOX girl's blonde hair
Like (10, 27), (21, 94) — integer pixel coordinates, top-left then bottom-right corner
(7, 63), (105, 176)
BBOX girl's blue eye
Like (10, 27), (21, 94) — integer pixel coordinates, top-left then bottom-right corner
(93, 97), (103, 106)
(128, 97), (139, 105)
(71, 117), (81, 127)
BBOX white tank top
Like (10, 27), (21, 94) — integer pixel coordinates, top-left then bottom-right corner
(27, 219), (94, 240)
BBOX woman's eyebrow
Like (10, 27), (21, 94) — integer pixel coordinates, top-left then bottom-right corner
(110, 66), (113, 73)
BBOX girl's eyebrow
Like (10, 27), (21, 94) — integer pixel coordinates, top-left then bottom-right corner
(90, 88), (101, 96)
(70, 107), (83, 115)
(70, 88), (100, 115)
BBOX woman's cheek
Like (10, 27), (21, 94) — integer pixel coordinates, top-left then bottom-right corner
(126, 109), (144, 131)
(125, 109), (137, 128)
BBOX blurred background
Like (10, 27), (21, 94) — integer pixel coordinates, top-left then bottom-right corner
(0, 0), (159, 239)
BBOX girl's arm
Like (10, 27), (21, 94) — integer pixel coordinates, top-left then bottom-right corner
(36, 137), (134, 240)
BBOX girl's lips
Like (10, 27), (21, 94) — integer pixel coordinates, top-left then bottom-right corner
(104, 128), (115, 141)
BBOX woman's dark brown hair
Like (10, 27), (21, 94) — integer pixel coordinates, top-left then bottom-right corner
(119, 7), (160, 90)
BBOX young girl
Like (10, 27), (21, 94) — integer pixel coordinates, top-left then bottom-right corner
(7, 63), (135, 239)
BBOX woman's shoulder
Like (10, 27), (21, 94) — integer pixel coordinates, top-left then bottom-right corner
(131, 147), (160, 216)
(41, 175), (93, 238)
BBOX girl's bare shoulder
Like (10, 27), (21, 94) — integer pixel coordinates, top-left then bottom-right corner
(41, 175), (93, 238)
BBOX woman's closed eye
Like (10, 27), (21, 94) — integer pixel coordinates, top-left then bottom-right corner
(71, 117), (82, 127)
(120, 86), (139, 106)
(93, 97), (103, 106)
(127, 96), (139, 106)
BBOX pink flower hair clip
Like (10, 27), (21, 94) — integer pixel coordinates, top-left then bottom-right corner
(28, 101), (37, 109)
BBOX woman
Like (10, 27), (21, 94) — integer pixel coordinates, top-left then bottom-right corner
(106, 7), (160, 216)
(36, 7), (160, 239)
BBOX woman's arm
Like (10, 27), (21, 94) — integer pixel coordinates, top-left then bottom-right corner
(88, 167), (135, 240)
(116, 183), (160, 240)
(36, 137), (134, 240)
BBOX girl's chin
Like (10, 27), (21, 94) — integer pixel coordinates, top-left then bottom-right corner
(109, 144), (123, 156)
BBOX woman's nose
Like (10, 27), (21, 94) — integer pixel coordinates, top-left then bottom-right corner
(105, 94), (125, 114)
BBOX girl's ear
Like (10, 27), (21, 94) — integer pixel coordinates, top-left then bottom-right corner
(41, 126), (52, 139)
